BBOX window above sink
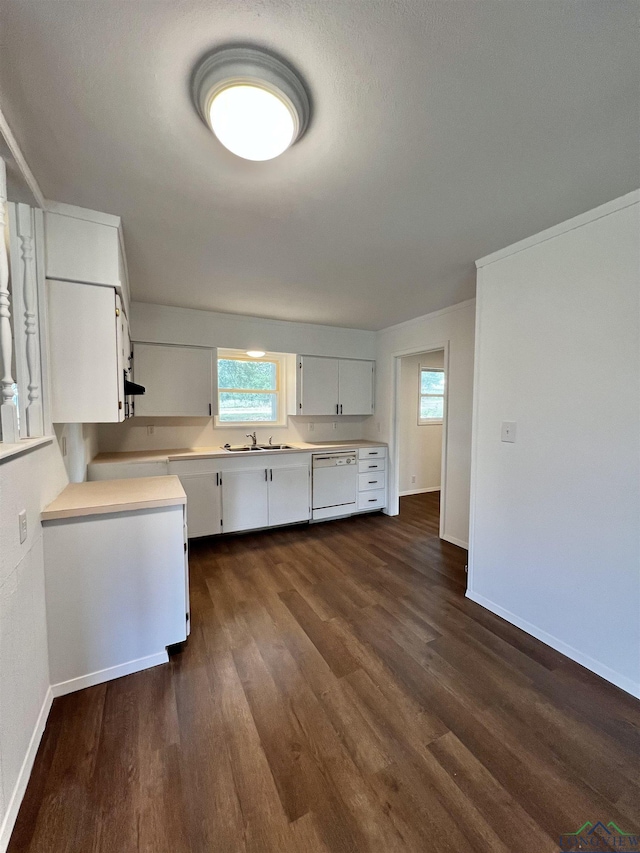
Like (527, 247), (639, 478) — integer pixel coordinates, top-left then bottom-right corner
(216, 349), (286, 427)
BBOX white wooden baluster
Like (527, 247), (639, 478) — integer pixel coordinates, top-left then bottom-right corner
(0, 156), (19, 444)
(17, 204), (43, 436)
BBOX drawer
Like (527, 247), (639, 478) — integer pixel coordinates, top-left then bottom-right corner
(358, 458), (385, 473)
(358, 446), (386, 460)
(357, 489), (386, 510)
(359, 471), (386, 491)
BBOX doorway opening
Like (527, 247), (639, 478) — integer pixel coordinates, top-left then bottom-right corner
(394, 346), (448, 538)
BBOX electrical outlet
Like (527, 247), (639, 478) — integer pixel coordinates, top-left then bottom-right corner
(18, 509), (27, 544)
(332, 422), (337, 430)
(308, 422), (314, 432)
(377, 422), (381, 434)
(411, 475), (416, 484)
(147, 425), (155, 436)
(61, 436), (67, 457)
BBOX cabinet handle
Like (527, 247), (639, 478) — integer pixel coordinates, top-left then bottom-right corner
(208, 403), (212, 416)
(265, 469), (268, 481)
(270, 469), (273, 481)
(368, 498), (377, 502)
(336, 404), (339, 414)
(340, 404), (343, 414)
(368, 480), (377, 484)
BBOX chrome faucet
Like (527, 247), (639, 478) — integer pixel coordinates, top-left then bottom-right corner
(268, 436), (274, 446)
(246, 431), (257, 447)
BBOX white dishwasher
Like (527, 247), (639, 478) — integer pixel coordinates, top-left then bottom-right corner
(312, 451), (357, 520)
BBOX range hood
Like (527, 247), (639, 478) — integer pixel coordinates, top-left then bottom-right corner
(124, 375), (145, 396)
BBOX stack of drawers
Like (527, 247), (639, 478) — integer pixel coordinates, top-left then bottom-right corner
(357, 446), (387, 511)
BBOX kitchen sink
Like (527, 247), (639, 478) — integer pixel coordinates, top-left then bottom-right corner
(222, 444), (296, 452)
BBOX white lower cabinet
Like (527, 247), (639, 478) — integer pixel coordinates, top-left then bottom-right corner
(222, 460), (311, 533)
(268, 464), (311, 527)
(43, 503), (187, 692)
(355, 446), (387, 512)
(222, 468), (269, 533)
(180, 472), (222, 538)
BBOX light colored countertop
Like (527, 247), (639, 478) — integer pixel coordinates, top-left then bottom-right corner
(90, 439), (386, 465)
(42, 475), (187, 521)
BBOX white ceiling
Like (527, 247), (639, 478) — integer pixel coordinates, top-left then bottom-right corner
(0, 1), (638, 330)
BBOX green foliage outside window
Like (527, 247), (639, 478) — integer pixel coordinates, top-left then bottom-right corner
(218, 358), (279, 422)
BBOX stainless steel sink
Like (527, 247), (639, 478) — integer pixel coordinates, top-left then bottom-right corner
(222, 444), (296, 452)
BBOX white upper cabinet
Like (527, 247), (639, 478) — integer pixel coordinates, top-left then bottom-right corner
(44, 202), (130, 314)
(338, 359), (375, 415)
(297, 356), (374, 416)
(47, 279), (127, 423)
(133, 342), (216, 417)
(297, 356), (340, 415)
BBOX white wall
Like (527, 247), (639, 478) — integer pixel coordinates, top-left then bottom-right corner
(370, 300), (475, 548)
(55, 423), (98, 483)
(130, 302), (376, 359)
(468, 191), (640, 697)
(0, 440), (69, 850)
(399, 350), (444, 495)
(98, 303), (376, 453)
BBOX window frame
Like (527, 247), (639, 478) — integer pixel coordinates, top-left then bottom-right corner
(215, 349), (286, 428)
(418, 365), (445, 425)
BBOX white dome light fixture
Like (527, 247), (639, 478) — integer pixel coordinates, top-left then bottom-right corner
(192, 47), (310, 161)
(246, 350), (266, 358)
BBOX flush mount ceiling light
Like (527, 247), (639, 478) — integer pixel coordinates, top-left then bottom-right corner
(192, 47), (310, 161)
(246, 350), (266, 358)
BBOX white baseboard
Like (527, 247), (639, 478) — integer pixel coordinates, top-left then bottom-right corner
(51, 651), (169, 698)
(466, 590), (640, 699)
(0, 686), (53, 853)
(399, 487), (440, 497)
(441, 533), (468, 549)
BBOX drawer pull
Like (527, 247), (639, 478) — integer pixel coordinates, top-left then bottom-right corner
(368, 498), (377, 502)
(368, 480), (377, 484)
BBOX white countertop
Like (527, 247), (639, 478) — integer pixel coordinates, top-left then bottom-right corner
(42, 475), (187, 521)
(90, 439), (386, 465)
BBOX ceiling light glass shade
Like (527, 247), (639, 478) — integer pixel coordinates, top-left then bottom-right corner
(192, 47), (310, 161)
(246, 350), (266, 358)
(209, 85), (295, 161)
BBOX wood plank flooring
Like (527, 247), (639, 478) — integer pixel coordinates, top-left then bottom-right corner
(9, 492), (640, 852)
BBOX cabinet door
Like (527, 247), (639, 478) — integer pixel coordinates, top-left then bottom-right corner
(339, 360), (374, 415)
(179, 473), (221, 538)
(133, 343), (214, 417)
(45, 210), (121, 288)
(268, 464), (310, 527)
(221, 469), (269, 533)
(299, 356), (339, 415)
(47, 279), (120, 423)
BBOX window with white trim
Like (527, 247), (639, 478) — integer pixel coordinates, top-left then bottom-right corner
(216, 350), (284, 425)
(418, 367), (445, 424)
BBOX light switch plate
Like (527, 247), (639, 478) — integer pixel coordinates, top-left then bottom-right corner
(18, 509), (27, 544)
(501, 421), (517, 443)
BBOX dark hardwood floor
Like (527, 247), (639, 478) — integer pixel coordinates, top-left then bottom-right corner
(9, 492), (640, 852)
